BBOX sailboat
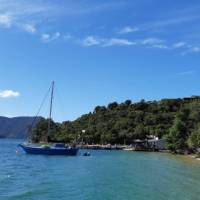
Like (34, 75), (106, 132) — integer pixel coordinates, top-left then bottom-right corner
(19, 81), (79, 156)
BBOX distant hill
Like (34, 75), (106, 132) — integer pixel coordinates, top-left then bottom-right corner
(0, 116), (41, 139)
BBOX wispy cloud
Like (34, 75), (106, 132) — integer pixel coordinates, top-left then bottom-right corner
(153, 15), (200, 28)
(140, 38), (164, 45)
(0, 90), (20, 98)
(22, 24), (37, 33)
(173, 42), (186, 49)
(177, 70), (196, 76)
(138, 6), (200, 37)
(0, 0), (199, 56)
(190, 47), (200, 53)
(0, 0), (57, 33)
(82, 36), (102, 46)
(0, 14), (12, 28)
(118, 26), (139, 34)
(81, 36), (167, 48)
(79, 34), (200, 56)
(139, 38), (169, 49)
(103, 38), (135, 46)
(82, 36), (136, 47)
(0, 0), (55, 17)
(181, 45), (200, 55)
(41, 32), (61, 42)
(151, 44), (169, 49)
(59, 1), (128, 16)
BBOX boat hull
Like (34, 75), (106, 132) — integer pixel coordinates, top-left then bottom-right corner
(19, 144), (79, 156)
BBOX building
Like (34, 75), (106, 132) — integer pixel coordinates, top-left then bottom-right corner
(147, 136), (167, 151)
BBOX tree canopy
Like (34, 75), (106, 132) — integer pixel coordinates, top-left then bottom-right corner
(31, 97), (200, 153)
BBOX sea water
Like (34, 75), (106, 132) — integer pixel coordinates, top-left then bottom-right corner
(0, 139), (200, 200)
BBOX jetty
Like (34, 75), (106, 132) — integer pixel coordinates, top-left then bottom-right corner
(78, 144), (124, 150)
(78, 135), (167, 152)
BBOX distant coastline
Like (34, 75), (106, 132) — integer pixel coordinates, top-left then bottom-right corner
(0, 116), (40, 139)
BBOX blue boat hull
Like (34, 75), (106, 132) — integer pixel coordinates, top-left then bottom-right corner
(19, 144), (79, 156)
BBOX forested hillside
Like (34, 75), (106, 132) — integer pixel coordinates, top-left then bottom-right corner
(32, 97), (200, 152)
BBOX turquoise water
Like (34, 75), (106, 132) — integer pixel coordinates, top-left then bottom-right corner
(1, 139), (200, 200)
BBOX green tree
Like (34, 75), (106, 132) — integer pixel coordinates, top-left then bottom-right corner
(125, 99), (132, 106)
(167, 117), (188, 152)
(108, 102), (118, 110)
(133, 124), (146, 139)
(31, 96), (200, 154)
(188, 123), (200, 149)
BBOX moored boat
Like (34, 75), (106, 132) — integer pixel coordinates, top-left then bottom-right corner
(123, 147), (135, 151)
(19, 143), (78, 156)
(19, 81), (79, 156)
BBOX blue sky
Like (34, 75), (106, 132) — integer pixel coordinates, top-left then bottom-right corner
(0, 0), (200, 121)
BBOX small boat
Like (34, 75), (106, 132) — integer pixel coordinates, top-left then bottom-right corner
(123, 146), (135, 151)
(83, 152), (91, 156)
(19, 81), (79, 156)
(123, 148), (134, 151)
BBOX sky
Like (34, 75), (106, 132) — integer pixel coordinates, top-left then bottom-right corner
(0, 0), (200, 122)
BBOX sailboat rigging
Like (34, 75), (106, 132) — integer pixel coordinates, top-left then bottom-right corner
(47, 81), (54, 142)
(19, 81), (79, 156)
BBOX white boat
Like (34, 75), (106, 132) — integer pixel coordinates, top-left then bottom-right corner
(123, 147), (135, 151)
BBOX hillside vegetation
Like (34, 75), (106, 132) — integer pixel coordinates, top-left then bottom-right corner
(32, 97), (200, 153)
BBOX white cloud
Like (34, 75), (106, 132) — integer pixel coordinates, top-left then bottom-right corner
(81, 36), (167, 48)
(173, 42), (186, 48)
(41, 32), (61, 42)
(144, 14), (200, 31)
(22, 24), (36, 33)
(162, 15), (200, 27)
(59, 2), (128, 16)
(82, 36), (135, 47)
(136, 38), (169, 49)
(177, 70), (195, 76)
(191, 47), (200, 52)
(0, 0), (55, 18)
(0, 90), (20, 98)
(140, 38), (164, 45)
(41, 33), (50, 40)
(82, 36), (102, 46)
(0, 0), (57, 34)
(79, 35), (198, 55)
(103, 38), (135, 46)
(152, 44), (169, 49)
(181, 45), (200, 55)
(0, 14), (12, 27)
(119, 26), (139, 34)
(53, 32), (60, 39)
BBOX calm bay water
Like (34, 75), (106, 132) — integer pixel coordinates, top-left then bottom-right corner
(0, 139), (200, 200)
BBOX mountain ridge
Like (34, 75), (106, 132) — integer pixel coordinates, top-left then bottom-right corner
(0, 116), (40, 139)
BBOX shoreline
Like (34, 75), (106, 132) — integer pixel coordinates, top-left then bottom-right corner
(79, 144), (200, 162)
(188, 154), (200, 161)
(2, 138), (200, 162)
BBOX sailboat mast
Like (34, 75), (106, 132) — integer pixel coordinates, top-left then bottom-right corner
(47, 81), (54, 141)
